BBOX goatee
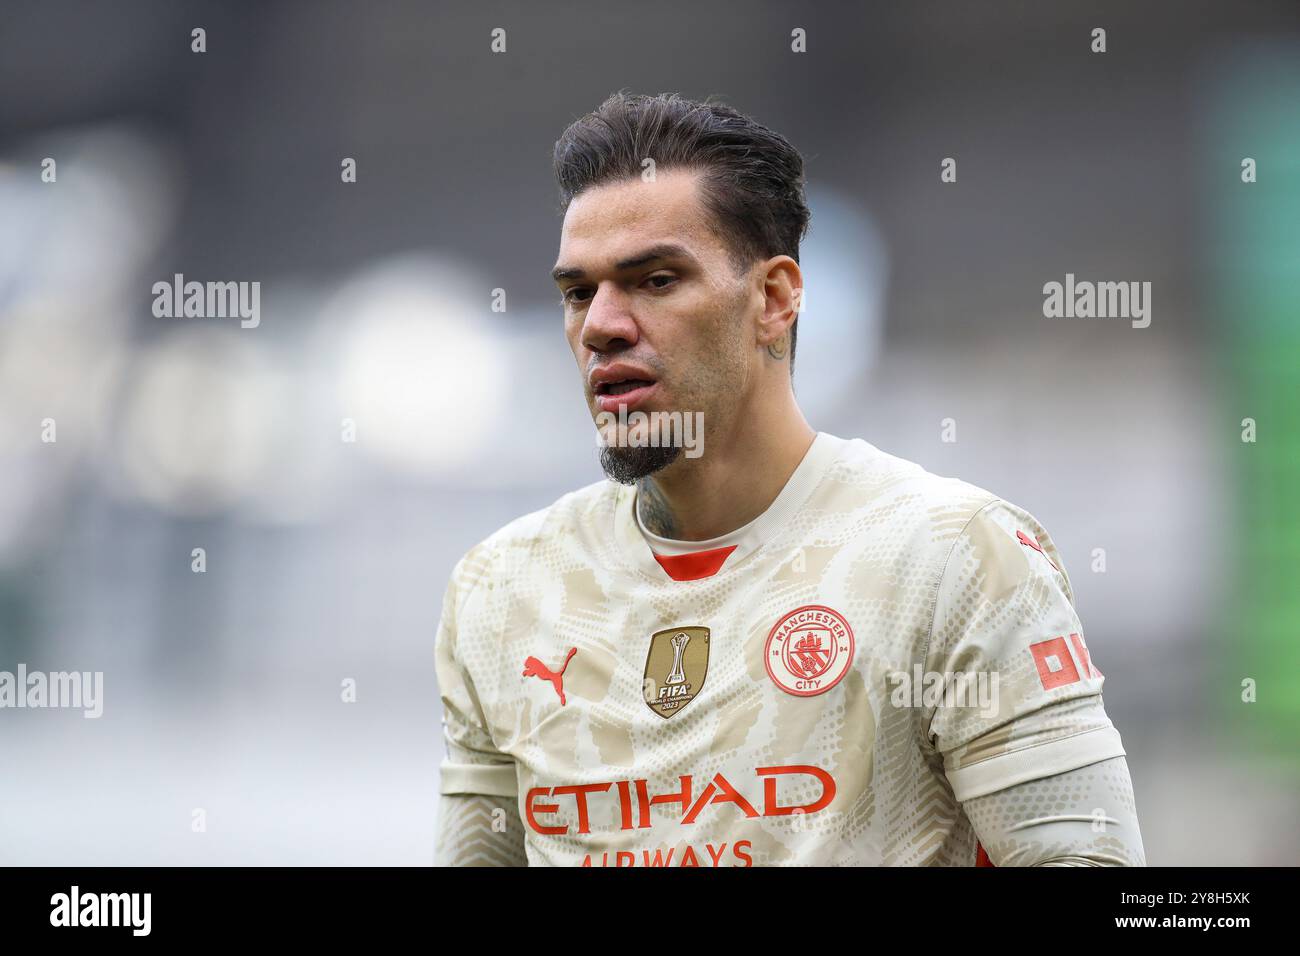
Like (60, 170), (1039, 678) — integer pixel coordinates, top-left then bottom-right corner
(599, 443), (681, 485)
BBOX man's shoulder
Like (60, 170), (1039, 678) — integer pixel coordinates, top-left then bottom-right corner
(821, 435), (1003, 538)
(449, 478), (621, 594)
(484, 476), (618, 548)
(824, 435), (1070, 590)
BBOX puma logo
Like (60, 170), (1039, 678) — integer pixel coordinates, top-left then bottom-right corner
(522, 648), (578, 705)
(1016, 530), (1061, 573)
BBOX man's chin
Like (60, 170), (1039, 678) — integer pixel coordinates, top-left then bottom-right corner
(599, 443), (682, 485)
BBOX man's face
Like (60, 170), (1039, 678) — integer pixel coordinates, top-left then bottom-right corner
(552, 168), (754, 481)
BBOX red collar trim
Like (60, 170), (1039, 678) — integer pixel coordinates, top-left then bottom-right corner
(652, 545), (738, 582)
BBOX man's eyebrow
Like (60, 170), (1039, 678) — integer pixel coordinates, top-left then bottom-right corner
(551, 243), (696, 283)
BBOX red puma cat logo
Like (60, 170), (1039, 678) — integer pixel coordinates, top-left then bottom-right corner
(1016, 530), (1060, 573)
(522, 647), (578, 705)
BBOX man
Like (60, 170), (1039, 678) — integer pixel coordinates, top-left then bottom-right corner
(433, 92), (1145, 866)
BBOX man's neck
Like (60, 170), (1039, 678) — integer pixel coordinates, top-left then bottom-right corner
(636, 405), (816, 542)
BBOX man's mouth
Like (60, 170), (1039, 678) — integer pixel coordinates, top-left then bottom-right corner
(596, 379), (655, 397)
(590, 367), (660, 413)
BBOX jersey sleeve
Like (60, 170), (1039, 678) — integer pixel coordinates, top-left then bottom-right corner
(923, 499), (1126, 802)
(963, 755), (1146, 866)
(435, 550), (518, 799)
(434, 794), (528, 867)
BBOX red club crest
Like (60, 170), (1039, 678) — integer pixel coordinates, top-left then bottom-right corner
(764, 605), (855, 697)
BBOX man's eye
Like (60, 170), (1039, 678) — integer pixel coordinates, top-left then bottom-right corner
(563, 287), (592, 305)
(645, 274), (678, 290)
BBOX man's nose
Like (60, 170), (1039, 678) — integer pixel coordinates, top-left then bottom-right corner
(580, 284), (639, 354)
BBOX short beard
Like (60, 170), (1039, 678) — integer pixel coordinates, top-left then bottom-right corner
(599, 443), (681, 485)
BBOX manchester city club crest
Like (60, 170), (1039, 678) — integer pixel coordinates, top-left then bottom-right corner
(764, 605), (855, 697)
(643, 626), (710, 719)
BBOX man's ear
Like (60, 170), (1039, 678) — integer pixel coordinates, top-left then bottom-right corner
(756, 255), (802, 353)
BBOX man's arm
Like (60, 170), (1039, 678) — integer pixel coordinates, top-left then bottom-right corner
(434, 794), (528, 867)
(434, 549), (526, 866)
(924, 499), (1143, 865)
(963, 755), (1146, 866)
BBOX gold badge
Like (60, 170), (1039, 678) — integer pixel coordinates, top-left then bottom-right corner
(643, 626), (710, 719)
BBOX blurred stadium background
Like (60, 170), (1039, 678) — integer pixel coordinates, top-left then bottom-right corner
(0, 0), (1296, 864)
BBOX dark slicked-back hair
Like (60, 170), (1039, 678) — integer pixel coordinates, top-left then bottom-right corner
(553, 91), (810, 370)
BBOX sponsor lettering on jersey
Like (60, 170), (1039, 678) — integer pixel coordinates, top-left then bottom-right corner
(525, 764), (836, 835)
(581, 841), (754, 867)
(1029, 633), (1101, 690)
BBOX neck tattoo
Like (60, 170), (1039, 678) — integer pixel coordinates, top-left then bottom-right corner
(637, 478), (679, 538)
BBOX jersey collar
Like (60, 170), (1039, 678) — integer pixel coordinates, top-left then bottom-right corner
(614, 431), (846, 582)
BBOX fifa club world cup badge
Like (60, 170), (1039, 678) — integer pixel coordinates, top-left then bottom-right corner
(643, 626), (710, 719)
(764, 605), (855, 697)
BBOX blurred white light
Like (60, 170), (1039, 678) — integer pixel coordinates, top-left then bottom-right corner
(332, 256), (505, 476)
(112, 329), (282, 515)
(0, 300), (128, 559)
(0, 124), (178, 312)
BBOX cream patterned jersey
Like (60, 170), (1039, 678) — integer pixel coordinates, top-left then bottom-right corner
(434, 432), (1128, 866)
